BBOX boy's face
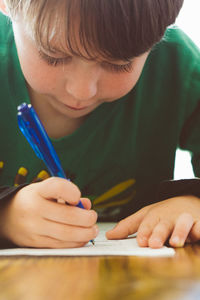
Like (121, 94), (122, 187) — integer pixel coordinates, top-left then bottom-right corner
(12, 20), (149, 120)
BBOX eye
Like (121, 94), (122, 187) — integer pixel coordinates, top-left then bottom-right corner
(38, 51), (72, 67)
(101, 61), (133, 73)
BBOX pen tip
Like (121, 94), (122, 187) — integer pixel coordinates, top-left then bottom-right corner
(91, 240), (95, 245)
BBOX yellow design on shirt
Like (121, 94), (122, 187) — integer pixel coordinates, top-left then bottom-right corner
(32, 170), (50, 182)
(93, 179), (136, 207)
(14, 167), (28, 186)
(0, 161), (4, 169)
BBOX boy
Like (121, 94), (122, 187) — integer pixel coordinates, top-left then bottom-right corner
(0, 0), (200, 249)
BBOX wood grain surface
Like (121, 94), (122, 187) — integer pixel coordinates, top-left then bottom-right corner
(0, 243), (200, 300)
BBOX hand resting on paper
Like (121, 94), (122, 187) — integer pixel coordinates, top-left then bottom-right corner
(106, 196), (200, 248)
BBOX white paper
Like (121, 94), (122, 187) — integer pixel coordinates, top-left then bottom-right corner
(0, 223), (175, 257)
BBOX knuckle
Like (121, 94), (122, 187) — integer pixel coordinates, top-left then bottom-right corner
(43, 177), (63, 195)
(45, 176), (58, 186)
(160, 219), (172, 230)
(138, 223), (150, 234)
(46, 177), (81, 201)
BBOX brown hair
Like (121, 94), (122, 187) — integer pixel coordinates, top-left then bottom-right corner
(5, 0), (184, 60)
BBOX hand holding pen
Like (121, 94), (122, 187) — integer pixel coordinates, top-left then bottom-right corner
(0, 176), (98, 248)
(0, 103), (98, 248)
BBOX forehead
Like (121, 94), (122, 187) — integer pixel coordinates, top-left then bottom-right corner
(26, 10), (104, 61)
(30, 17), (127, 63)
(21, 0), (151, 62)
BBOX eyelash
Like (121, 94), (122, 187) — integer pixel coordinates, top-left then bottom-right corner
(39, 54), (72, 67)
(101, 62), (133, 73)
(39, 53), (133, 73)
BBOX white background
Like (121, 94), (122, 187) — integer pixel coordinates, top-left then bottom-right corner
(173, 0), (199, 179)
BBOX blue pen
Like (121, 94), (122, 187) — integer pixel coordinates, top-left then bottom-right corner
(17, 102), (94, 244)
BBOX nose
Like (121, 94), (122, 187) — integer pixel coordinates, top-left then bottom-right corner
(65, 67), (98, 102)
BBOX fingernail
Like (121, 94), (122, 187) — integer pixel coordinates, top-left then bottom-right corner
(171, 236), (184, 247)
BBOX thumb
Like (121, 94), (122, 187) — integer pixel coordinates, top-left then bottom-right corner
(106, 208), (147, 240)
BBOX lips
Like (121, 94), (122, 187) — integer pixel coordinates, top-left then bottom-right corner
(64, 104), (90, 111)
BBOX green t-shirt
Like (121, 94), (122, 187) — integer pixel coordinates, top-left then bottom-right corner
(0, 14), (200, 221)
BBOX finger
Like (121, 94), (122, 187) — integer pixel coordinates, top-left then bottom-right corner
(169, 213), (194, 247)
(80, 198), (92, 210)
(137, 215), (160, 247)
(148, 220), (173, 249)
(40, 219), (99, 243)
(36, 177), (81, 205)
(106, 207), (148, 240)
(41, 200), (97, 227)
(27, 235), (87, 249)
(188, 220), (200, 242)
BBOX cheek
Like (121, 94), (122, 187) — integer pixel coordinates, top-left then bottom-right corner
(13, 24), (62, 95)
(104, 55), (148, 100)
(105, 72), (141, 99)
(18, 53), (58, 94)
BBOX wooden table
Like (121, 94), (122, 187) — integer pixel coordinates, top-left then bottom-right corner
(0, 244), (200, 300)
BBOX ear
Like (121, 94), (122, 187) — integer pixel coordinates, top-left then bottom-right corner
(0, 0), (9, 16)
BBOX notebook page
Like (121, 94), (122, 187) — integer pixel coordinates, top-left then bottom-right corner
(0, 223), (175, 257)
